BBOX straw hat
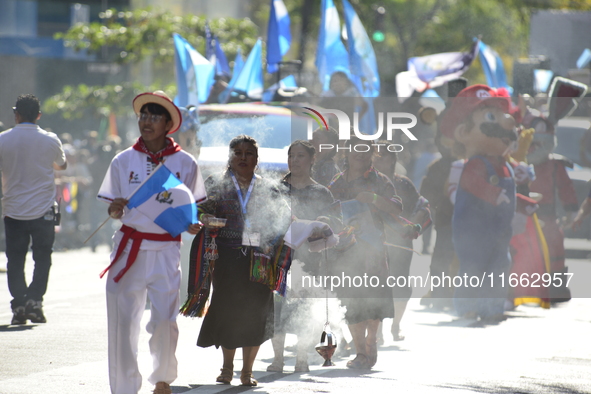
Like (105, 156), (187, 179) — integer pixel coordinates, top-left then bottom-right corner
(132, 90), (182, 134)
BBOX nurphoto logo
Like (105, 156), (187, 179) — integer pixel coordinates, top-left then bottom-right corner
(302, 105), (418, 153)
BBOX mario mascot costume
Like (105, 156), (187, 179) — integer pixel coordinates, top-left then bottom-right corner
(440, 85), (518, 321)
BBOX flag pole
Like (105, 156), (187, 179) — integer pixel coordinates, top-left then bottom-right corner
(83, 216), (110, 244)
(84, 216), (111, 245)
(83, 162), (165, 244)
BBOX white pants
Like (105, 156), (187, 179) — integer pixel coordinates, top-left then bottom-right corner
(106, 233), (181, 394)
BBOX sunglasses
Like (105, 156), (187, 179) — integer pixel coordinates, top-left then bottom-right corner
(138, 113), (165, 123)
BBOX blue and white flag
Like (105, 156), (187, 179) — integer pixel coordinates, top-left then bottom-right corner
(342, 0), (380, 98)
(233, 46), (245, 78)
(231, 38), (264, 100)
(315, 0), (350, 91)
(267, 0), (291, 73)
(205, 21), (231, 79)
(214, 38), (231, 78)
(478, 40), (511, 92)
(219, 47), (245, 104)
(408, 40), (479, 86)
(576, 48), (591, 69)
(173, 33), (214, 106)
(126, 164), (197, 237)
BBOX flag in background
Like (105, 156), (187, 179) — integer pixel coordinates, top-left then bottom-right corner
(408, 39), (479, 88)
(342, 0), (379, 134)
(205, 21), (231, 79)
(173, 33), (214, 106)
(214, 38), (231, 78)
(395, 70), (428, 98)
(478, 40), (511, 92)
(126, 164), (198, 237)
(205, 21), (214, 60)
(230, 38), (264, 100)
(342, 0), (380, 98)
(315, 0), (350, 91)
(233, 46), (245, 77)
(576, 48), (591, 69)
(219, 47), (245, 104)
(267, 0), (292, 73)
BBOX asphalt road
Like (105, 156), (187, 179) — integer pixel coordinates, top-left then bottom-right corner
(1, 239), (590, 394)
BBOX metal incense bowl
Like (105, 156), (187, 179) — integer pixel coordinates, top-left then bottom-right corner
(315, 330), (337, 367)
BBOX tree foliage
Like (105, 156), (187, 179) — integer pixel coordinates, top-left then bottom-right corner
(43, 82), (159, 120)
(55, 7), (259, 65)
(45, 7), (259, 122)
(46, 1), (591, 121)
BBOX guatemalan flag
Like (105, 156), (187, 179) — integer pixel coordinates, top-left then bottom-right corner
(478, 40), (511, 93)
(267, 0), (292, 73)
(173, 33), (215, 106)
(126, 164), (198, 237)
(205, 21), (232, 79)
(315, 0), (350, 92)
(342, 0), (380, 98)
(342, 0), (379, 134)
(219, 47), (245, 104)
(231, 38), (264, 100)
(407, 39), (479, 89)
(214, 39), (231, 78)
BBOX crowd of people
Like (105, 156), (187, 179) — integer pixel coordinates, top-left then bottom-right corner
(2, 69), (589, 394)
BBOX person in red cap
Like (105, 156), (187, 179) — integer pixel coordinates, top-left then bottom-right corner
(440, 84), (518, 321)
(96, 91), (206, 394)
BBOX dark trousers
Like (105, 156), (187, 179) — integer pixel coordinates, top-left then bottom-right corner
(5, 216), (55, 309)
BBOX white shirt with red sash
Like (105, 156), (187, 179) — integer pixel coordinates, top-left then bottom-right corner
(97, 139), (206, 394)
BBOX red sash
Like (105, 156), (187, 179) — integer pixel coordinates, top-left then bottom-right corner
(100, 225), (181, 282)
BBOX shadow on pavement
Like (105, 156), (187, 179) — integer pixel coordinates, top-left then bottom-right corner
(0, 324), (37, 332)
(314, 368), (382, 378)
(181, 384), (255, 393)
(436, 382), (591, 394)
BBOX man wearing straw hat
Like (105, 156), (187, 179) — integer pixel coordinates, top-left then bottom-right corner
(97, 91), (206, 394)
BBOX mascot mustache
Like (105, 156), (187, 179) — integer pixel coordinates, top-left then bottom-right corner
(480, 122), (517, 142)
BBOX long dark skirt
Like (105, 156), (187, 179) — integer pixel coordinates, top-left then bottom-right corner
(197, 246), (274, 349)
(329, 241), (394, 325)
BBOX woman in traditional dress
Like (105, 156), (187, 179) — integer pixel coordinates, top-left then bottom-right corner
(194, 135), (290, 386)
(327, 136), (401, 369)
(267, 140), (340, 373)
